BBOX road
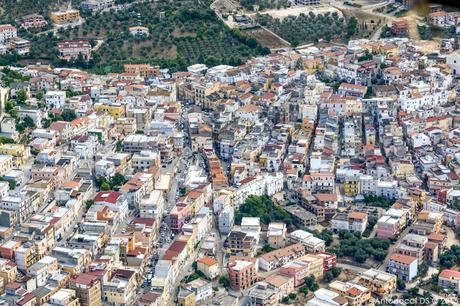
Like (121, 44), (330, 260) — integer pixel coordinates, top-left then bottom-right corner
(377, 226), (411, 272)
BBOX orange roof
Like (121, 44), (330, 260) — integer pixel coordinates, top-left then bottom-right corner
(237, 104), (259, 113)
(347, 286), (364, 296)
(348, 211), (367, 220)
(439, 269), (460, 279)
(431, 11), (447, 17)
(315, 193), (338, 202)
(389, 253), (416, 265)
(339, 83), (367, 91)
(63, 181), (79, 188)
(197, 257), (218, 266)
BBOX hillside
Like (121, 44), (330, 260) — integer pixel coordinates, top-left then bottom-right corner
(1, 0), (269, 73)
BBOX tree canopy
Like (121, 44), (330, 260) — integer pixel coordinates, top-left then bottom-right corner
(235, 195), (292, 225)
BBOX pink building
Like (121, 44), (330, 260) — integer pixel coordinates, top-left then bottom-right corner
(169, 204), (189, 233)
(279, 260), (310, 287)
(227, 256), (258, 291)
(376, 216), (399, 239)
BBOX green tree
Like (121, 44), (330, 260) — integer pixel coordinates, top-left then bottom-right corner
(110, 173), (127, 189)
(101, 181), (111, 191)
(324, 271), (334, 282)
(288, 293), (297, 300)
(281, 296), (290, 304)
(218, 276), (230, 288)
(61, 109), (77, 122)
(418, 263), (428, 277)
(331, 267), (342, 278)
(15, 89), (28, 105)
(262, 244), (275, 253)
(347, 16), (357, 38)
(299, 287), (308, 296)
(86, 200), (94, 209)
(397, 278), (406, 290)
(36, 91), (44, 101)
(23, 116), (35, 129)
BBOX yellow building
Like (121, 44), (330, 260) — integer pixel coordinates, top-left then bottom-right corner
(178, 288), (196, 306)
(344, 178), (360, 197)
(298, 254), (324, 280)
(408, 188), (427, 210)
(392, 160), (415, 179)
(358, 268), (396, 297)
(416, 210), (443, 233)
(303, 58), (324, 74)
(115, 117), (137, 135)
(94, 103), (124, 119)
(103, 269), (137, 305)
(0, 259), (17, 287)
(50, 9), (80, 24)
(329, 281), (371, 306)
(0, 144), (29, 167)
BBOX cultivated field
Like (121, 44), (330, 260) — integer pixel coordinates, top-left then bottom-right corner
(242, 27), (290, 49)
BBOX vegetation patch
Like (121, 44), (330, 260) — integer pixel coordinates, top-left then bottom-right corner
(6, 0), (269, 73)
(235, 195), (293, 225)
(254, 12), (353, 47)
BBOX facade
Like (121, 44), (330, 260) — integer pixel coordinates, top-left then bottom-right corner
(57, 40), (92, 61)
(227, 256), (258, 291)
(387, 253), (418, 281)
(50, 10), (81, 24)
(358, 268), (397, 297)
(0, 24), (17, 43)
(439, 269), (460, 292)
(68, 273), (102, 306)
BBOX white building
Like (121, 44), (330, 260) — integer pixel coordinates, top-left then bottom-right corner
(45, 90), (66, 109)
(446, 50), (460, 77)
(140, 190), (164, 220)
(218, 204), (234, 235)
(132, 150), (160, 171)
(0, 24), (17, 43)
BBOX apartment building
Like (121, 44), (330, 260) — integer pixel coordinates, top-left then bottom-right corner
(0, 155), (13, 176)
(329, 281), (371, 306)
(49, 289), (80, 306)
(267, 222), (287, 249)
(0, 24), (17, 43)
(196, 257), (219, 280)
(80, 0), (113, 11)
(289, 230), (325, 253)
(132, 150), (160, 171)
(223, 230), (257, 257)
(103, 269), (137, 305)
(0, 144), (30, 167)
(50, 9), (80, 24)
(279, 258), (311, 287)
(17, 14), (48, 29)
(387, 253), (418, 282)
(438, 269), (460, 292)
(124, 64), (160, 78)
(248, 282), (279, 306)
(227, 256), (258, 291)
(57, 40), (92, 61)
(357, 268), (397, 297)
(332, 211), (368, 234)
(0, 192), (31, 224)
(259, 244), (306, 271)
